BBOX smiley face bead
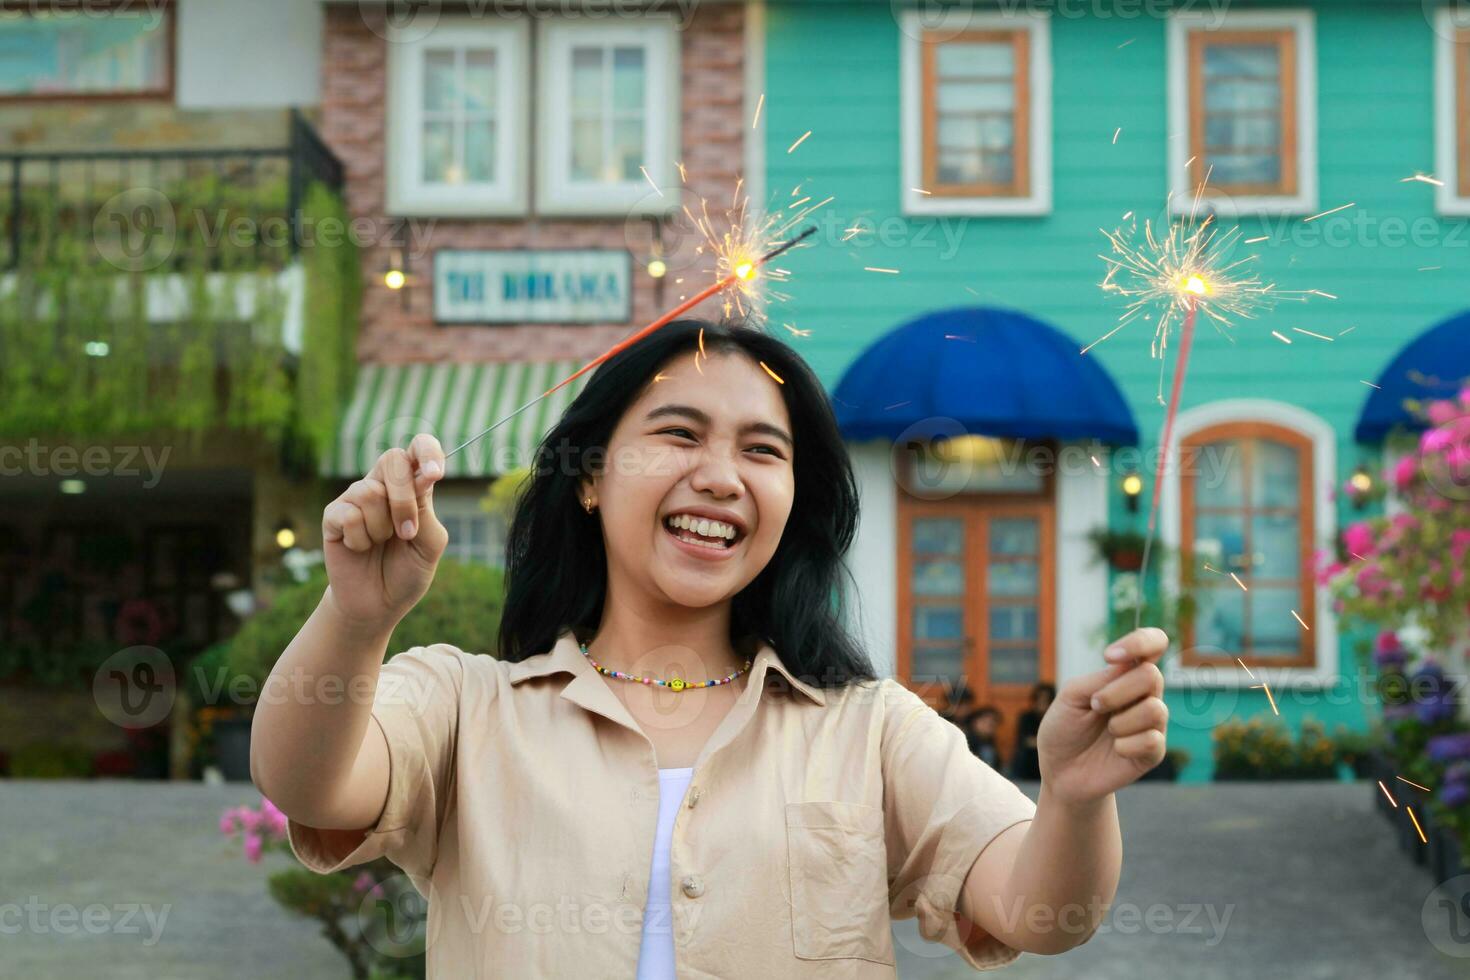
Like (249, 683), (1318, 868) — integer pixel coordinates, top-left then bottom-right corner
(669, 677), (686, 692)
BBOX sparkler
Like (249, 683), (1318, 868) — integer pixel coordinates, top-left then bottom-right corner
(436, 225), (817, 466)
(1096, 182), (1314, 631)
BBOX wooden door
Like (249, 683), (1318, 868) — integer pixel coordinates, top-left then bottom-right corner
(897, 495), (1055, 766)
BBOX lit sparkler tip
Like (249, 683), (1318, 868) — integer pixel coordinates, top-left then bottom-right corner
(735, 262), (755, 281)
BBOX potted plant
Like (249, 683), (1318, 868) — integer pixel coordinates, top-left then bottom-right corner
(1088, 527), (1149, 572)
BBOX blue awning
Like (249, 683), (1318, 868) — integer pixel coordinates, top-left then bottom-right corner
(832, 306), (1139, 446)
(1356, 312), (1470, 442)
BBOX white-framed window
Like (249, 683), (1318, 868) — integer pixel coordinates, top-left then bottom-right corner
(1434, 9), (1470, 214)
(386, 16), (529, 216)
(1166, 9), (1317, 216)
(898, 9), (1051, 216)
(434, 486), (505, 568)
(1159, 400), (1339, 689)
(535, 16), (680, 217)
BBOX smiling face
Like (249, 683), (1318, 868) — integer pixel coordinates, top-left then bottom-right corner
(581, 349), (795, 611)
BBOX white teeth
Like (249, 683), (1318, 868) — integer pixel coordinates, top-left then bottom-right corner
(665, 514), (738, 540)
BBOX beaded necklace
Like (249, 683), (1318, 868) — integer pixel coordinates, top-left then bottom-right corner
(579, 641), (752, 692)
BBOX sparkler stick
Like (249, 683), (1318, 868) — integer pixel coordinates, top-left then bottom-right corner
(1133, 300), (1196, 631)
(437, 226), (817, 464)
(1096, 181), (1315, 637)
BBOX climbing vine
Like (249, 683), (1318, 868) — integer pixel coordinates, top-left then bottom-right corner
(0, 174), (358, 461)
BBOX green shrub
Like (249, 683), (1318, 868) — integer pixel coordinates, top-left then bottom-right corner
(1212, 716), (1339, 780)
(11, 741), (92, 778)
(219, 559), (506, 697)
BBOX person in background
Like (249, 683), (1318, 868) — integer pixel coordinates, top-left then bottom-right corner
(941, 681), (975, 731)
(963, 706), (1004, 772)
(1010, 682), (1056, 780)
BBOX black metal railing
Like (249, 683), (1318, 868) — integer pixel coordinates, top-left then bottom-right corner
(1, 109), (345, 272)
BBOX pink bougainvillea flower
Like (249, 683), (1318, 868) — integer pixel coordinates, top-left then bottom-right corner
(219, 811), (237, 836)
(1343, 521), (1376, 557)
(1392, 455), (1419, 490)
(353, 872), (377, 893)
(244, 832), (263, 864)
(1427, 398), (1459, 427)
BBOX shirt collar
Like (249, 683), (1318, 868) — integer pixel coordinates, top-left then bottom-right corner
(505, 628), (828, 707)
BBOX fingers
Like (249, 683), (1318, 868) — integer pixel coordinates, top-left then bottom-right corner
(1104, 695), (1168, 739)
(370, 448), (421, 540)
(1090, 659), (1164, 714)
(1111, 728), (1167, 766)
(325, 434), (447, 553)
(1104, 627), (1169, 664)
(408, 433), (446, 507)
(323, 478), (395, 552)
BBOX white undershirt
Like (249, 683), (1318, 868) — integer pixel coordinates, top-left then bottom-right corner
(636, 766), (695, 980)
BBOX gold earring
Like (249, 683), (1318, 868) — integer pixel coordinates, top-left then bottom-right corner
(584, 497), (594, 514)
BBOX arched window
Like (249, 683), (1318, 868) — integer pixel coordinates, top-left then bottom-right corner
(1179, 420), (1316, 668)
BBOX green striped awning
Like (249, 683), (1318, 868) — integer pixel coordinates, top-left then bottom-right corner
(322, 361), (594, 478)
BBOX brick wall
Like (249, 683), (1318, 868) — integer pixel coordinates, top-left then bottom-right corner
(321, 2), (746, 365)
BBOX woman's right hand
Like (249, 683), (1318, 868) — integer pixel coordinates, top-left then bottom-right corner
(321, 434), (449, 631)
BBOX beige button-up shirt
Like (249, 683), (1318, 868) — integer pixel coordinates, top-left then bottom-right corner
(287, 628), (1039, 977)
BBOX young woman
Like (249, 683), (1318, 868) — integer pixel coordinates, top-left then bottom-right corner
(250, 318), (1171, 977)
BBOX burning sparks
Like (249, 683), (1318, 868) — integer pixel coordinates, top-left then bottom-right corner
(677, 168), (824, 325)
(1097, 182), (1311, 402)
(865, 266), (901, 274)
(787, 130), (811, 153)
(759, 361), (785, 384)
(1401, 172), (1443, 186)
(751, 92), (764, 129)
(1397, 776), (1432, 793)
(1303, 202), (1355, 222)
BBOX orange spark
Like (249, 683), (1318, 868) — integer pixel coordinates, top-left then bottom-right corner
(1397, 776), (1432, 793)
(1407, 806), (1427, 843)
(787, 130), (811, 153)
(1290, 609), (1310, 630)
(759, 361), (784, 384)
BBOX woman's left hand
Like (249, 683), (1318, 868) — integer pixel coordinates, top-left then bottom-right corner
(1036, 627), (1170, 806)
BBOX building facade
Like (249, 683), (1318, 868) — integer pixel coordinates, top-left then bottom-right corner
(313, 0), (756, 562)
(757, 0), (1470, 777)
(0, 0), (352, 778)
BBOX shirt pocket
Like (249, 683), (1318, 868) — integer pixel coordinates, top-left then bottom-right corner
(785, 801), (896, 965)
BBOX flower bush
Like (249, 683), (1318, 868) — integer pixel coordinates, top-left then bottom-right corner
(1212, 716), (1338, 780)
(220, 797), (425, 980)
(1319, 384), (1470, 654)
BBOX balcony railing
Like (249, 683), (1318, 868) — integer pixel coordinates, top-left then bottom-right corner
(1, 110), (344, 272)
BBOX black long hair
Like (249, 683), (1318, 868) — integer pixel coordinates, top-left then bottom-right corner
(496, 317), (878, 691)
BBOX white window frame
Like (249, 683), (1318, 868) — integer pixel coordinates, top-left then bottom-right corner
(385, 16), (529, 217)
(1159, 399), (1340, 690)
(1166, 9), (1317, 217)
(535, 15), (681, 217)
(1434, 8), (1470, 215)
(898, 9), (1051, 216)
(433, 485), (504, 568)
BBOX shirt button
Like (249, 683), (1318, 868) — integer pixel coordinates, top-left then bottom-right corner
(681, 875), (705, 898)
(686, 787), (700, 808)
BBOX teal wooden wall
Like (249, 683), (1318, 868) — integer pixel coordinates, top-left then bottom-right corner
(763, 1), (1452, 779)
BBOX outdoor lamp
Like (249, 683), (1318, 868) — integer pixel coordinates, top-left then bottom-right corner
(383, 246), (407, 290)
(275, 519), (297, 551)
(1122, 471), (1143, 514)
(1349, 464), (1374, 510)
